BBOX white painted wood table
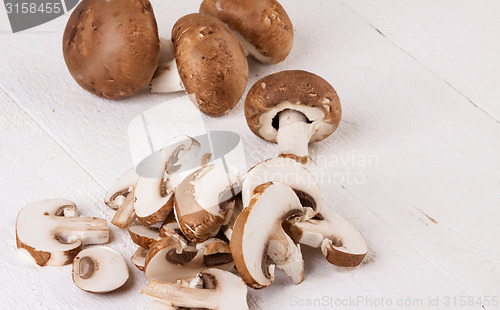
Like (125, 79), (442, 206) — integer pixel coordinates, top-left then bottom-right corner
(0, 0), (499, 309)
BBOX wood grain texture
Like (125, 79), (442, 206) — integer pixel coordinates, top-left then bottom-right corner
(341, 0), (500, 122)
(0, 0), (498, 309)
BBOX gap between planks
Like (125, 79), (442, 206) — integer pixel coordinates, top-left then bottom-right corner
(337, 0), (500, 125)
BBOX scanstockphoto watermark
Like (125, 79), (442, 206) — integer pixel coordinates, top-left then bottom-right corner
(247, 150), (379, 186)
(290, 295), (499, 308)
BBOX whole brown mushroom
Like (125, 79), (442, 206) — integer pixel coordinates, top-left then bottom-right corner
(63, 0), (159, 99)
(245, 70), (341, 163)
(200, 0), (294, 64)
(151, 13), (248, 117)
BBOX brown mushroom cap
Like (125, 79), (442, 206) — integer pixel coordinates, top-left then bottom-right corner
(172, 13), (248, 116)
(200, 0), (293, 64)
(245, 70), (341, 143)
(63, 0), (159, 99)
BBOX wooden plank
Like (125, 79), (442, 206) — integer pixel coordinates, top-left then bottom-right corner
(0, 89), (150, 308)
(341, 0), (500, 121)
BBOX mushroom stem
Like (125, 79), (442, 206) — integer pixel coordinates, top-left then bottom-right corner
(150, 59), (185, 93)
(267, 228), (304, 284)
(56, 217), (109, 244)
(277, 109), (311, 163)
(111, 190), (137, 228)
(142, 280), (217, 308)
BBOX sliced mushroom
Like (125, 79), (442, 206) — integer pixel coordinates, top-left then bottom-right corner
(142, 268), (249, 309)
(104, 168), (138, 210)
(131, 247), (148, 271)
(174, 164), (240, 243)
(128, 225), (161, 249)
(16, 199), (109, 266)
(230, 182), (305, 288)
(152, 13), (248, 117)
(72, 246), (129, 293)
(111, 188), (137, 228)
(200, 0), (294, 64)
(242, 157), (322, 216)
(220, 194), (243, 241)
(159, 215), (189, 247)
(134, 135), (200, 225)
(245, 70), (341, 163)
(145, 237), (233, 283)
(284, 207), (368, 267)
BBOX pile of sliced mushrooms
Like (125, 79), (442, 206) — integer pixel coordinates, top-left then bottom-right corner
(16, 0), (369, 308)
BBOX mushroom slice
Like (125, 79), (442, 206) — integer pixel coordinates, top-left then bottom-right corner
(111, 187), (137, 229)
(242, 157), (322, 216)
(159, 216), (189, 247)
(200, 0), (294, 64)
(170, 13), (248, 116)
(245, 70), (341, 163)
(134, 135), (200, 225)
(131, 247), (148, 271)
(284, 207), (368, 267)
(145, 237), (233, 282)
(174, 164), (240, 243)
(230, 182), (305, 288)
(128, 225), (161, 249)
(16, 199), (109, 266)
(142, 268), (249, 310)
(104, 168), (138, 210)
(196, 238), (233, 268)
(73, 246), (129, 293)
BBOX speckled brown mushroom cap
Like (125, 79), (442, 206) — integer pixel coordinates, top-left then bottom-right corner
(172, 13), (248, 117)
(245, 70), (341, 143)
(200, 0), (293, 64)
(63, 0), (159, 99)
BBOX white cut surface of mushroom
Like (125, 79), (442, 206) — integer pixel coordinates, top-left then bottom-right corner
(242, 157), (322, 215)
(231, 182), (305, 288)
(134, 135), (200, 225)
(16, 199), (109, 266)
(145, 237), (200, 282)
(192, 165), (240, 216)
(151, 38), (185, 93)
(145, 236), (233, 283)
(111, 187), (137, 228)
(131, 247), (148, 271)
(128, 225), (161, 249)
(73, 246), (129, 293)
(142, 268), (249, 310)
(104, 167), (139, 210)
(286, 207), (368, 267)
(174, 164), (240, 243)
